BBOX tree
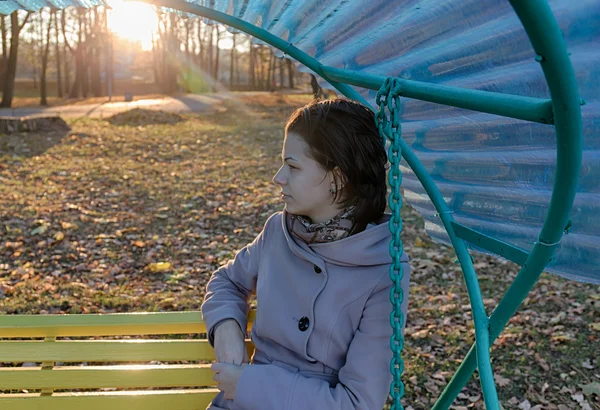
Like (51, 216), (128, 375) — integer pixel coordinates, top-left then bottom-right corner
(278, 58), (284, 89)
(213, 25), (220, 90)
(196, 19), (205, 70)
(40, 8), (54, 106)
(64, 9), (87, 99)
(1, 11), (32, 108)
(89, 7), (103, 97)
(267, 47), (275, 91)
(229, 33), (236, 89)
(286, 58), (294, 89)
(249, 44), (256, 89)
(1, 15), (7, 84)
(310, 73), (324, 99)
(206, 24), (213, 83)
(54, 10), (63, 98)
(61, 10), (71, 96)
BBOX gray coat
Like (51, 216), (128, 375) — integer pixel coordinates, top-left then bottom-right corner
(202, 210), (411, 410)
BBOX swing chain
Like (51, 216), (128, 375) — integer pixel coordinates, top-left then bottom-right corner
(375, 77), (405, 410)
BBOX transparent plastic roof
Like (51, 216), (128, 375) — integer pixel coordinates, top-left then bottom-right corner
(2, 0), (598, 284)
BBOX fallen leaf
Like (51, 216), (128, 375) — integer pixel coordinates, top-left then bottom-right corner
(414, 237), (427, 247)
(494, 374), (511, 387)
(147, 262), (171, 272)
(54, 231), (65, 241)
(30, 224), (48, 235)
(61, 222), (78, 230)
(518, 399), (531, 410)
(572, 393), (584, 403)
(580, 382), (600, 396)
(581, 359), (595, 369)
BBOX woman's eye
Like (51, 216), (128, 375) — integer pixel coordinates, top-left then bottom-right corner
(288, 165), (297, 170)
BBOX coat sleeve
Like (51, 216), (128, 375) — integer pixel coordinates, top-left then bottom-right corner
(201, 214), (275, 347)
(234, 262), (411, 410)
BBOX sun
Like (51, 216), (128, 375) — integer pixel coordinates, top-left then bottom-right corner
(107, 0), (158, 51)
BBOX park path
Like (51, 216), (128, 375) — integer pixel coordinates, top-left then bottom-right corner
(0, 91), (304, 119)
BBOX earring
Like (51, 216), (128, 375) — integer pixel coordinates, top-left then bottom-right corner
(329, 186), (337, 194)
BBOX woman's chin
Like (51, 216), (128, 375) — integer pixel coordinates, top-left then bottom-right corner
(283, 202), (299, 214)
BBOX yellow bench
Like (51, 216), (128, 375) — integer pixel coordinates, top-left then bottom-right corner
(0, 311), (255, 410)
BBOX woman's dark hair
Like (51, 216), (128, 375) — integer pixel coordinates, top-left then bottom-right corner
(285, 98), (388, 232)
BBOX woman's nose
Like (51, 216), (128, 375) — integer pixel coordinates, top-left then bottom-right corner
(272, 167), (286, 186)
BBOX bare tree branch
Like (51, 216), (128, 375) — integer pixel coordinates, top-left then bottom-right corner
(18, 12), (32, 32)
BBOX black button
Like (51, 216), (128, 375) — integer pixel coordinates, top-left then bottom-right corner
(298, 316), (310, 331)
(314, 265), (322, 274)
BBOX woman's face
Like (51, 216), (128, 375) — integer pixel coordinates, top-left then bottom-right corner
(272, 132), (343, 224)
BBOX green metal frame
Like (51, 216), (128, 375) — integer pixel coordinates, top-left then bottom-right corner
(135, 0), (583, 408)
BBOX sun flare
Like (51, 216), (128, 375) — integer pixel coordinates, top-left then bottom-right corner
(107, 0), (158, 51)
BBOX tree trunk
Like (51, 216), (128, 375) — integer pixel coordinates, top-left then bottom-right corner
(249, 45), (255, 89)
(257, 47), (265, 90)
(54, 11), (63, 98)
(229, 33), (235, 89)
(212, 26), (221, 92)
(61, 10), (70, 96)
(40, 10), (54, 106)
(267, 49), (274, 91)
(236, 38), (241, 86)
(197, 19), (204, 70)
(155, 13), (165, 89)
(168, 13), (178, 93)
(279, 58), (284, 89)
(207, 25), (213, 80)
(310, 74), (323, 99)
(1, 12), (31, 108)
(286, 58), (294, 89)
(102, 7), (111, 98)
(81, 11), (89, 98)
(32, 13), (41, 90)
(255, 47), (262, 90)
(185, 18), (191, 59)
(1, 16), (7, 84)
(151, 30), (159, 85)
(68, 10), (85, 99)
(90, 7), (102, 97)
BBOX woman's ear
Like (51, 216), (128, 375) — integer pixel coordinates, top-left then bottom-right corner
(331, 166), (347, 190)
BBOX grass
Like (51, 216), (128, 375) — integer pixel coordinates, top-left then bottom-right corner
(0, 92), (598, 410)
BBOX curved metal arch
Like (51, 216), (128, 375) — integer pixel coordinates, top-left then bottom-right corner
(141, 1), (583, 409)
(433, 1), (583, 408)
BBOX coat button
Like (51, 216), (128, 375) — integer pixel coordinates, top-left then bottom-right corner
(314, 265), (322, 274)
(298, 316), (310, 331)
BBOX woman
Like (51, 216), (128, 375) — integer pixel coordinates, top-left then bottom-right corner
(202, 98), (411, 410)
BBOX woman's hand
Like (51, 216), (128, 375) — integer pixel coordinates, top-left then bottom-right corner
(212, 363), (248, 400)
(213, 320), (249, 365)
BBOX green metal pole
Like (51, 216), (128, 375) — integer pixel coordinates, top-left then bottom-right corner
(321, 66), (554, 124)
(433, 0), (583, 408)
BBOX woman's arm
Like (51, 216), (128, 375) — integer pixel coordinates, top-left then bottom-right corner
(233, 263), (411, 410)
(201, 214), (275, 347)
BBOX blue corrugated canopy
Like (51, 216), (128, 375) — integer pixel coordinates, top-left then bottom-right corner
(2, 0), (599, 284)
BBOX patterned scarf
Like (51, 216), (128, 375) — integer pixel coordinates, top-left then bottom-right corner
(286, 205), (358, 244)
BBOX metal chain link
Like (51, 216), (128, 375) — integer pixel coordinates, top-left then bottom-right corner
(375, 77), (405, 410)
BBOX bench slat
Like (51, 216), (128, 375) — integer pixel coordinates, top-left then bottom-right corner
(0, 311), (256, 338)
(0, 364), (216, 390)
(0, 340), (255, 362)
(0, 312), (205, 338)
(0, 389), (217, 410)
